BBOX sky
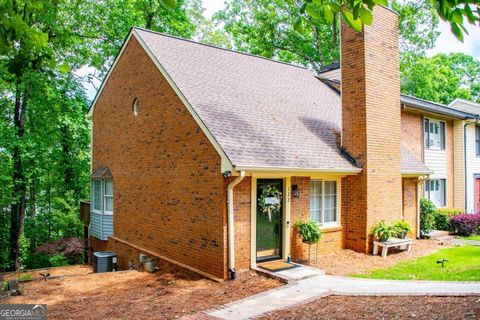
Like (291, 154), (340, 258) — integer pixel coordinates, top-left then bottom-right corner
(81, 0), (480, 100)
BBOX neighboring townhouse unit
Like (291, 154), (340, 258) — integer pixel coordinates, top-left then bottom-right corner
(88, 6), (428, 280)
(449, 99), (480, 213)
(319, 68), (478, 212)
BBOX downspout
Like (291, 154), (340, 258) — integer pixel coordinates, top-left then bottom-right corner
(227, 171), (245, 280)
(464, 122), (468, 212)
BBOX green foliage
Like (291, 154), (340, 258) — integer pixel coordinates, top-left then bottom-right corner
(353, 245), (480, 281)
(294, 220), (322, 244)
(0, 0), (201, 271)
(393, 220), (413, 238)
(371, 221), (398, 242)
(295, 0), (477, 42)
(402, 53), (480, 104)
(18, 273), (33, 282)
(420, 198), (437, 235)
(216, 0), (440, 71)
(433, 208), (463, 231)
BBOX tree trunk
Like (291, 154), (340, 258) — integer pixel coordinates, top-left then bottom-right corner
(9, 78), (29, 271)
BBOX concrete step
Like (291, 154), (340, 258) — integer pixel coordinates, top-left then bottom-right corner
(254, 263), (324, 282)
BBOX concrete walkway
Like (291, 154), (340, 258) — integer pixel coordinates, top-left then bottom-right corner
(449, 238), (480, 246)
(207, 275), (480, 320)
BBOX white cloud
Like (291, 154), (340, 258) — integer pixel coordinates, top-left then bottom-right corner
(428, 20), (480, 59)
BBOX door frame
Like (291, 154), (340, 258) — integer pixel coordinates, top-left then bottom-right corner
(250, 176), (291, 268)
(474, 174), (480, 213)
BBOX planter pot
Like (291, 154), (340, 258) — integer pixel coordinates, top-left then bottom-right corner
(379, 235), (390, 242)
(398, 231), (407, 239)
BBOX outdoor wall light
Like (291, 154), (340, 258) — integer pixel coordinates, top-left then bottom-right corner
(292, 184), (300, 198)
(223, 171), (232, 178)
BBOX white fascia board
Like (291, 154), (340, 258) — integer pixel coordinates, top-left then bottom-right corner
(86, 31), (135, 119)
(234, 165), (362, 175)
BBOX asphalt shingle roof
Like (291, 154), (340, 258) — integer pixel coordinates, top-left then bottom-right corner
(401, 148), (432, 175)
(135, 28), (357, 171)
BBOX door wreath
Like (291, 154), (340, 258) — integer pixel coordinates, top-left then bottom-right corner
(258, 184), (282, 222)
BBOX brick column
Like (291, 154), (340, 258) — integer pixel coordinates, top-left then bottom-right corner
(341, 6), (402, 252)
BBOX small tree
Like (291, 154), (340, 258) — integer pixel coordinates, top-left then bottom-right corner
(420, 198), (436, 236)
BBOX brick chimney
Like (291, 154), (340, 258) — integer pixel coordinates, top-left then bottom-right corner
(341, 5), (402, 253)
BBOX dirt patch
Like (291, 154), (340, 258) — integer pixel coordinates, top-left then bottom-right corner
(2, 265), (92, 282)
(3, 268), (281, 319)
(306, 239), (451, 276)
(259, 295), (480, 320)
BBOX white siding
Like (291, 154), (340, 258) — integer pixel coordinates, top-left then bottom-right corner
(424, 149), (447, 179)
(466, 125), (480, 212)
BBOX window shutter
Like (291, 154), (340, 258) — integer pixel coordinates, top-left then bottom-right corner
(424, 118), (430, 148)
(440, 122), (446, 150)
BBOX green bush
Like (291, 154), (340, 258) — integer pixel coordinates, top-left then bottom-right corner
(433, 208), (463, 231)
(294, 220), (322, 244)
(393, 220), (412, 238)
(371, 221), (398, 242)
(420, 198), (436, 235)
(49, 254), (69, 267)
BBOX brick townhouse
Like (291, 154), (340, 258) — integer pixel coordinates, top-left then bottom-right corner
(86, 6), (479, 281)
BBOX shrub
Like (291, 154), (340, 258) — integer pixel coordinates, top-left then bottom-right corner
(420, 198), (436, 235)
(393, 220), (412, 238)
(371, 221), (398, 242)
(294, 220), (322, 244)
(434, 208), (463, 231)
(449, 213), (480, 236)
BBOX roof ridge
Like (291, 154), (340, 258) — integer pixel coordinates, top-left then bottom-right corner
(133, 27), (309, 71)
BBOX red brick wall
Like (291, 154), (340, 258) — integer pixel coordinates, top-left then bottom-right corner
(401, 111), (423, 159)
(402, 178), (418, 237)
(232, 177), (252, 271)
(290, 177), (344, 261)
(91, 36), (227, 279)
(341, 6), (403, 253)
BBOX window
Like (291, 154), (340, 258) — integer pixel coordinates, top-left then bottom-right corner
(476, 126), (480, 157)
(91, 179), (113, 214)
(104, 179), (113, 213)
(424, 118), (445, 150)
(92, 180), (102, 212)
(310, 180), (338, 226)
(425, 179), (446, 207)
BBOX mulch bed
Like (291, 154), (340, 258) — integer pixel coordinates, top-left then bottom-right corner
(4, 267), (282, 319)
(260, 296), (480, 320)
(306, 239), (452, 276)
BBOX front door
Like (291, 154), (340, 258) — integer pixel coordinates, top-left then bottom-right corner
(476, 177), (480, 213)
(256, 179), (283, 262)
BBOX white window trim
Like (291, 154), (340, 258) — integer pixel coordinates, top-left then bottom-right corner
(425, 178), (446, 208)
(103, 179), (114, 215)
(310, 179), (340, 227)
(91, 178), (113, 215)
(91, 179), (102, 214)
(424, 117), (446, 151)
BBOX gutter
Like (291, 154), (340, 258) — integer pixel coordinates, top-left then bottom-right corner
(227, 170), (245, 280)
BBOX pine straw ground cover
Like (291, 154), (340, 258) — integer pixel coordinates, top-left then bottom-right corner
(259, 296), (480, 320)
(3, 267), (282, 319)
(305, 239), (451, 276)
